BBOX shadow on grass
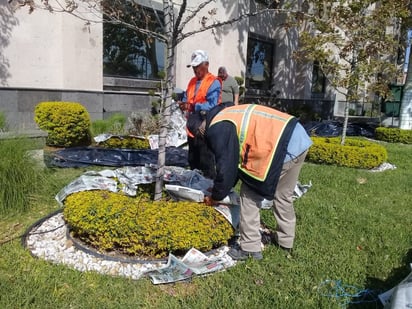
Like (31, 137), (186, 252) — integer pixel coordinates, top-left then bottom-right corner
(348, 248), (412, 309)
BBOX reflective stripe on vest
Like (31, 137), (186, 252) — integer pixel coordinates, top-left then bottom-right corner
(209, 104), (295, 181)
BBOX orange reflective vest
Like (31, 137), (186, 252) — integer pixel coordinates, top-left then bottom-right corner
(186, 72), (221, 113)
(209, 104), (295, 181)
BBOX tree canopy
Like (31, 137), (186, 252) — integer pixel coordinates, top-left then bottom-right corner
(294, 0), (411, 102)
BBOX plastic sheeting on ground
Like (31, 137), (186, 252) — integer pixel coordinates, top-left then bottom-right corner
(379, 263), (412, 308)
(55, 166), (212, 205)
(45, 146), (188, 168)
(304, 120), (377, 138)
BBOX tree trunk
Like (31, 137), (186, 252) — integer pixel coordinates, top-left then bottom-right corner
(399, 48), (412, 130)
(154, 0), (175, 201)
(341, 100), (349, 145)
(341, 53), (359, 145)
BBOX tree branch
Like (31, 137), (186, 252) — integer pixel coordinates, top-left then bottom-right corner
(177, 0), (215, 33)
(177, 8), (310, 44)
(172, 0), (186, 40)
(20, 0), (168, 42)
(104, 14), (168, 42)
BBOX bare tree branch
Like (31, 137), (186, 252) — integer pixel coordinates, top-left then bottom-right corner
(177, 8), (311, 44)
(104, 14), (168, 42)
(177, 0), (215, 33)
(150, 1), (165, 32)
(172, 0), (186, 43)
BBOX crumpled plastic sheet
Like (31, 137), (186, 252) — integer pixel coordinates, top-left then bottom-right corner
(55, 166), (212, 205)
(45, 146), (188, 168)
(147, 100), (188, 149)
(369, 162), (397, 172)
(379, 264), (412, 308)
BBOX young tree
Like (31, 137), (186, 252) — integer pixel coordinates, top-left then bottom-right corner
(400, 31), (412, 130)
(293, 0), (411, 144)
(16, 0), (296, 200)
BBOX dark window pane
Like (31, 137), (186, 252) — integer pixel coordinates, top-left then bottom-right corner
(103, 8), (165, 80)
(254, 0), (279, 9)
(246, 36), (274, 90)
(311, 60), (326, 93)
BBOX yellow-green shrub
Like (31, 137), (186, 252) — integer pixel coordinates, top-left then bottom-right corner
(34, 101), (92, 147)
(97, 136), (150, 149)
(306, 137), (387, 169)
(375, 127), (412, 144)
(63, 191), (233, 258)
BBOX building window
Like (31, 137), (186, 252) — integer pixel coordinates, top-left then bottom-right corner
(311, 60), (326, 94)
(254, 0), (278, 9)
(246, 36), (274, 91)
(103, 8), (165, 80)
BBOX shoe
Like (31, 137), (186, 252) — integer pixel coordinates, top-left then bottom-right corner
(228, 236), (241, 248)
(228, 247), (263, 260)
(273, 239), (292, 254)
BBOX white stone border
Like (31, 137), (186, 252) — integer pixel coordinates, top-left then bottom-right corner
(24, 212), (234, 280)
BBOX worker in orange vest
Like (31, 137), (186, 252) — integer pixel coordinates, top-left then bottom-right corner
(188, 104), (312, 260)
(177, 50), (221, 179)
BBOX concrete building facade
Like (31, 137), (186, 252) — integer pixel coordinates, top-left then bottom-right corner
(0, 0), (335, 132)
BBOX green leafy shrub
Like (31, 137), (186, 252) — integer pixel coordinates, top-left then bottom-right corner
(97, 136), (150, 149)
(0, 138), (46, 215)
(375, 127), (412, 144)
(34, 102), (92, 147)
(64, 191), (233, 258)
(306, 137), (387, 169)
(91, 113), (127, 136)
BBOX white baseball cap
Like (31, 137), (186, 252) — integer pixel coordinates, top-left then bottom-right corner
(187, 50), (209, 67)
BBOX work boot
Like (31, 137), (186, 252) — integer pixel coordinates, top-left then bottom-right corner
(228, 247), (263, 261)
(272, 239), (293, 258)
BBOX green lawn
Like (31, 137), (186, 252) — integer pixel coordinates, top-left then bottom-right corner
(0, 141), (411, 308)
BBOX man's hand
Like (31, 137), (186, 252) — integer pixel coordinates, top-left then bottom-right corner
(204, 196), (217, 206)
(198, 120), (206, 137)
(178, 101), (188, 111)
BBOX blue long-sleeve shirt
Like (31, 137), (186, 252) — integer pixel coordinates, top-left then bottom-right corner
(284, 122), (313, 162)
(182, 79), (221, 111)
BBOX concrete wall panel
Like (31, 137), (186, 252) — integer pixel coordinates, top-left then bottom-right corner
(103, 93), (151, 113)
(0, 90), (18, 112)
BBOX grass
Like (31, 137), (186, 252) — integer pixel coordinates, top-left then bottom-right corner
(0, 138), (48, 215)
(0, 141), (411, 308)
(0, 111), (7, 131)
(91, 113), (127, 136)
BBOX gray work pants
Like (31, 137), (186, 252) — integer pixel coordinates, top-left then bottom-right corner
(239, 150), (308, 252)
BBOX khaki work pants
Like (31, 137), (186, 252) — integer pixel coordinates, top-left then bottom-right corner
(239, 150), (308, 252)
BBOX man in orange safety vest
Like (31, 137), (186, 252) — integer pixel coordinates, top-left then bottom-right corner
(188, 104), (312, 260)
(177, 50), (221, 179)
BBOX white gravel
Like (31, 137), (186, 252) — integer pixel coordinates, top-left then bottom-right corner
(25, 212), (235, 281)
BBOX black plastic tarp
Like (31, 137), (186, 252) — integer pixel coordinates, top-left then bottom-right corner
(303, 121), (377, 138)
(45, 146), (188, 168)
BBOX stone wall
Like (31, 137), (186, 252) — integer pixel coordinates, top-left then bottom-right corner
(0, 86), (152, 131)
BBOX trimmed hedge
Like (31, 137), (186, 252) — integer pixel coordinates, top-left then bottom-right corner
(63, 191), (233, 258)
(34, 101), (92, 147)
(375, 127), (412, 144)
(306, 137), (387, 169)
